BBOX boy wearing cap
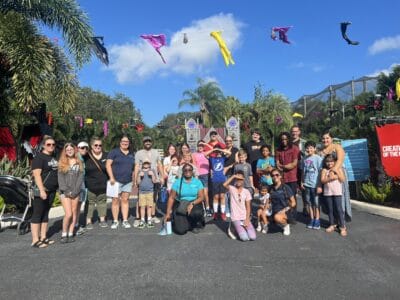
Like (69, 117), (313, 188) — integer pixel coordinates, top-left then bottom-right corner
(136, 160), (157, 228)
(207, 130), (226, 158)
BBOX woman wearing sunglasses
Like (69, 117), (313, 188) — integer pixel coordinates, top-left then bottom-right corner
(30, 135), (59, 248)
(164, 163), (205, 235)
(269, 169), (296, 236)
(223, 171), (256, 241)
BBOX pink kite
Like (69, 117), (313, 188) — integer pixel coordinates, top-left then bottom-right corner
(140, 34), (167, 63)
(271, 26), (292, 44)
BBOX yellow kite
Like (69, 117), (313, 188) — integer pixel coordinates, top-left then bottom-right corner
(396, 78), (400, 101)
(292, 112), (304, 118)
(210, 31), (235, 66)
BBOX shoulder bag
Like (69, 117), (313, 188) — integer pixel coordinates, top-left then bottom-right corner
(175, 177), (192, 215)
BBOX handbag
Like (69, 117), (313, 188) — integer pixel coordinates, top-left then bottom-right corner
(174, 177), (193, 215)
(33, 172), (51, 197)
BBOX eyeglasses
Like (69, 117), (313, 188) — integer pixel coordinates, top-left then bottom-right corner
(271, 173), (280, 177)
(93, 144), (102, 147)
(45, 143), (55, 147)
(238, 193), (242, 202)
(183, 168), (193, 172)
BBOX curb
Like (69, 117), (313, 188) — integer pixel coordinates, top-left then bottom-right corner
(350, 199), (400, 220)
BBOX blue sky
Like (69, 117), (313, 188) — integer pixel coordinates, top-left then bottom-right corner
(71, 0), (400, 126)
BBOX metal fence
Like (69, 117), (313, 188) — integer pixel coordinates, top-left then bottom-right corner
(292, 76), (379, 117)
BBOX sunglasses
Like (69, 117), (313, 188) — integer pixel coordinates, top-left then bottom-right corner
(238, 193), (242, 202)
(183, 168), (193, 172)
(45, 143), (55, 146)
(93, 144), (102, 147)
(271, 173), (280, 177)
(78, 146), (88, 150)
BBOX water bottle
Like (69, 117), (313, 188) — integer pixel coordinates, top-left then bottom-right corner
(166, 221), (172, 235)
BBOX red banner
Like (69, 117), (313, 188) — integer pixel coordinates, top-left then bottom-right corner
(375, 123), (400, 177)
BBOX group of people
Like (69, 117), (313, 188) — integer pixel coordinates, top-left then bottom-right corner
(29, 126), (351, 248)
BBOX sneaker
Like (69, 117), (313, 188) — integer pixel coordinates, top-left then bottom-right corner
(60, 236), (68, 244)
(225, 212), (231, 218)
(312, 219), (321, 230)
(220, 213), (227, 221)
(307, 220), (314, 229)
(138, 220), (146, 229)
(283, 224), (291, 236)
(110, 221), (119, 229)
(147, 221), (154, 228)
(213, 213), (218, 221)
(76, 226), (87, 236)
(227, 225), (237, 240)
(99, 221), (108, 228)
(133, 219), (140, 228)
(262, 224), (268, 234)
(122, 221), (131, 229)
(152, 216), (161, 224)
(256, 223), (262, 232)
(206, 209), (213, 217)
(67, 236), (75, 243)
(86, 223), (94, 230)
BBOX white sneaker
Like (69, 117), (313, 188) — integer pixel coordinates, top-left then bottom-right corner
(262, 224), (268, 234)
(111, 221), (119, 229)
(283, 224), (291, 236)
(133, 219), (140, 228)
(152, 216), (161, 224)
(225, 212), (231, 218)
(227, 224), (237, 240)
(122, 220), (131, 229)
(256, 224), (262, 232)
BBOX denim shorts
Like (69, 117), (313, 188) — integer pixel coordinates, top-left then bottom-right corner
(304, 186), (319, 207)
(198, 174), (209, 188)
(119, 182), (132, 194)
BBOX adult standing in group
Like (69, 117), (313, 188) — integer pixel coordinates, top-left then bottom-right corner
(275, 132), (300, 223)
(30, 135), (59, 248)
(223, 135), (239, 217)
(163, 144), (178, 178)
(106, 135), (135, 229)
(84, 137), (109, 229)
(243, 129), (266, 190)
(318, 130), (352, 221)
(134, 136), (164, 226)
(75, 141), (89, 235)
(291, 125), (307, 215)
(58, 143), (84, 243)
(164, 163), (205, 235)
(192, 140), (211, 216)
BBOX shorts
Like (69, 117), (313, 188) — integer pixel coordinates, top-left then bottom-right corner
(119, 182), (132, 194)
(79, 188), (87, 203)
(304, 186), (319, 207)
(138, 192), (154, 207)
(198, 174), (209, 188)
(212, 182), (226, 195)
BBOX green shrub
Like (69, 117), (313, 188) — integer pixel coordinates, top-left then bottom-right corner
(360, 181), (392, 203)
(0, 156), (31, 178)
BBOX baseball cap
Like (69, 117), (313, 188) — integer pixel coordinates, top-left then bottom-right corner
(143, 159), (151, 165)
(142, 136), (152, 142)
(210, 130), (218, 136)
(77, 141), (89, 148)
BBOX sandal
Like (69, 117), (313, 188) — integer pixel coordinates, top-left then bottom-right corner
(340, 227), (348, 237)
(326, 225), (336, 233)
(31, 240), (48, 248)
(41, 238), (55, 245)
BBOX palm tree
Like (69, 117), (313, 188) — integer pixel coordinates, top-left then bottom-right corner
(179, 78), (225, 128)
(0, 0), (95, 115)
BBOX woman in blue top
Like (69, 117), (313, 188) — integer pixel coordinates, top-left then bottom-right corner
(164, 163), (205, 235)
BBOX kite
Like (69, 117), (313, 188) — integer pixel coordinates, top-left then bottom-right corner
(396, 79), (400, 101)
(92, 36), (109, 65)
(210, 31), (235, 66)
(183, 33), (188, 44)
(271, 26), (292, 44)
(140, 34), (167, 64)
(292, 112), (304, 118)
(340, 22), (359, 45)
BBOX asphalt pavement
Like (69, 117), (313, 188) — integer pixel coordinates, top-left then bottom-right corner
(0, 200), (399, 300)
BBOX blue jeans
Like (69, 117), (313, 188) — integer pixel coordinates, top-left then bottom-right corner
(304, 186), (319, 207)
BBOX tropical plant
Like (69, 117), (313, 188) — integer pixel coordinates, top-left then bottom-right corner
(179, 78), (225, 127)
(360, 181), (392, 203)
(0, 156), (31, 178)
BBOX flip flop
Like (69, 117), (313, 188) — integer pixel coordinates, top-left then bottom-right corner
(31, 241), (48, 248)
(41, 238), (55, 245)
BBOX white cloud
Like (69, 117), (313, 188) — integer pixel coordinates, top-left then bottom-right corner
(108, 13), (244, 83)
(287, 61), (325, 72)
(368, 35), (400, 55)
(368, 63), (400, 77)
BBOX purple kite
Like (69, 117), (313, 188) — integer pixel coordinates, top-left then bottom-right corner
(271, 26), (292, 44)
(140, 34), (167, 63)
